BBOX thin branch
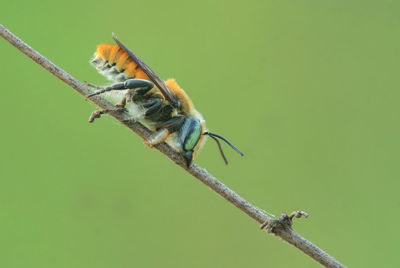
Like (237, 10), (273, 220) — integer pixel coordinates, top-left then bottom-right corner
(0, 24), (346, 268)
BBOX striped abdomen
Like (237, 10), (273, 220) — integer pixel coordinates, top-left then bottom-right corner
(91, 44), (150, 82)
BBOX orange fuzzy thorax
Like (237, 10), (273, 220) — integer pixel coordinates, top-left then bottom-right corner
(164, 79), (194, 114)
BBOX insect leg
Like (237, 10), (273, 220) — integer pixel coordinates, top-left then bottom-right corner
(143, 98), (163, 118)
(145, 104), (174, 122)
(85, 81), (103, 89)
(86, 79), (154, 99)
(86, 79), (154, 121)
(158, 116), (185, 132)
(117, 79), (157, 108)
(144, 116), (185, 148)
(124, 79), (154, 95)
(85, 82), (126, 99)
(144, 129), (169, 148)
(88, 109), (108, 123)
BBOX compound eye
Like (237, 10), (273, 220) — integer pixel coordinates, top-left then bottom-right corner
(183, 120), (202, 151)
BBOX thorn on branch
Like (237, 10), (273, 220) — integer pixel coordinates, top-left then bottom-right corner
(260, 210), (309, 234)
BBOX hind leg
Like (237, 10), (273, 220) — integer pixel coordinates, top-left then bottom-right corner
(85, 79), (154, 99)
(86, 79), (154, 123)
(88, 109), (108, 123)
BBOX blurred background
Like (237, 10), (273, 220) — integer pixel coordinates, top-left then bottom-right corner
(1, 0), (399, 267)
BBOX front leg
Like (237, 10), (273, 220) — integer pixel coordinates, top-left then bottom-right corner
(144, 116), (185, 148)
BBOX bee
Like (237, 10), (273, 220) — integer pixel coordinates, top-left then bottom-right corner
(86, 34), (243, 166)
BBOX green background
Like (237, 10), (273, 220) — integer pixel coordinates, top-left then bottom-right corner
(1, 1), (399, 267)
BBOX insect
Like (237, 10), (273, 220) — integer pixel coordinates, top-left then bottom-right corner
(86, 34), (243, 166)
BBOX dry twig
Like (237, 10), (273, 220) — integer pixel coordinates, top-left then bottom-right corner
(0, 24), (346, 268)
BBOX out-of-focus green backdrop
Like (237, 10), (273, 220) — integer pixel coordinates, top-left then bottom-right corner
(1, 1), (399, 267)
